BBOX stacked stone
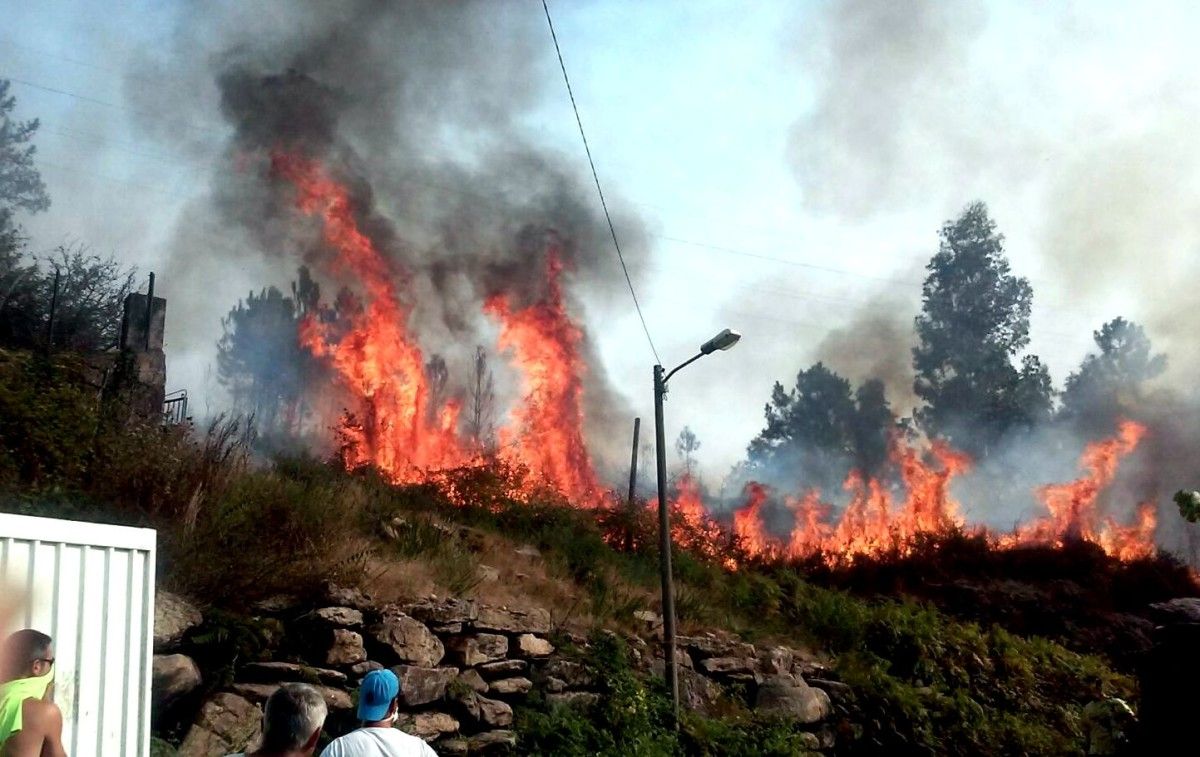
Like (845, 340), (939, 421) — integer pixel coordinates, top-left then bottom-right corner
(153, 589), (846, 755)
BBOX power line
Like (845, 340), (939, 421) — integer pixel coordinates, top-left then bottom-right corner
(3, 75), (225, 138)
(540, 0), (661, 365)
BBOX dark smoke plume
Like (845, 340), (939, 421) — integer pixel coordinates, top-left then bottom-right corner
(128, 0), (650, 472)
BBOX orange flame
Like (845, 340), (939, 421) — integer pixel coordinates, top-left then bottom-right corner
(273, 153), (602, 503)
(274, 152), (469, 480)
(732, 482), (776, 558)
(1011, 419), (1153, 553)
(694, 422), (1154, 567)
(668, 475), (730, 562)
(484, 250), (601, 506)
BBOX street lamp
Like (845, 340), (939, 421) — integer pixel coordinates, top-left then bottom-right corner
(653, 327), (741, 726)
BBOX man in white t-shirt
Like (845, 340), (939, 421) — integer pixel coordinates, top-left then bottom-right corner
(321, 669), (438, 757)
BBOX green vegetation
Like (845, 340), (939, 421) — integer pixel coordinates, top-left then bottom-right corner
(516, 633), (820, 757)
(0, 353), (1139, 754)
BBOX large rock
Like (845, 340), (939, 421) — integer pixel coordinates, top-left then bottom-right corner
(477, 696), (513, 727)
(404, 598), (478, 628)
(152, 654), (202, 715)
(679, 668), (725, 717)
(313, 606), (364, 627)
(488, 677), (532, 696)
(369, 610), (445, 667)
(808, 677), (853, 705)
(1147, 597), (1200, 625)
(478, 660), (527, 679)
(698, 656), (755, 676)
(393, 664), (459, 706)
(239, 661), (348, 687)
(757, 646), (794, 675)
(154, 591), (202, 651)
(397, 712), (460, 741)
(448, 687), (512, 727)
(538, 660), (595, 688)
(446, 634), (508, 667)
(475, 605), (552, 635)
(678, 634), (755, 661)
(755, 675), (832, 724)
(326, 629), (367, 666)
(515, 634), (554, 658)
(322, 582), (373, 611)
(457, 669), (488, 693)
(466, 730), (517, 753)
(230, 682), (353, 712)
(177, 693), (260, 757)
(349, 660), (384, 679)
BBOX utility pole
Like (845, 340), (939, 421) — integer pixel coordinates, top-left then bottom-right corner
(626, 416), (641, 552)
(652, 328), (741, 730)
(653, 364), (680, 726)
(44, 268), (61, 353)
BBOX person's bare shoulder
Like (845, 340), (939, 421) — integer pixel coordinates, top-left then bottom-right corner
(2, 699), (62, 757)
(21, 698), (63, 733)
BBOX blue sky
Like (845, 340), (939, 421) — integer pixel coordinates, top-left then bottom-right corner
(4, 0), (1199, 482)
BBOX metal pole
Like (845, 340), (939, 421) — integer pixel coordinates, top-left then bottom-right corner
(654, 364), (680, 727)
(628, 417), (641, 504)
(625, 417), (641, 552)
(45, 268), (60, 352)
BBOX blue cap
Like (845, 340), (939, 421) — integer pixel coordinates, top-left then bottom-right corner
(357, 669), (400, 721)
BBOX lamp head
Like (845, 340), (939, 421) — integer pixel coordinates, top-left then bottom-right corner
(699, 328), (741, 355)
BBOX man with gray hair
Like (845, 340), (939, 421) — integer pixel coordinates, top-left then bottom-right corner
(228, 683), (328, 757)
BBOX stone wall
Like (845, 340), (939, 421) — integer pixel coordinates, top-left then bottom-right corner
(153, 586), (847, 755)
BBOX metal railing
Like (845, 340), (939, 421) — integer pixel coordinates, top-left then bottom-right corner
(163, 389), (189, 426)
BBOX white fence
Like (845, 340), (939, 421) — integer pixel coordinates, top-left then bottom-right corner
(0, 513), (156, 756)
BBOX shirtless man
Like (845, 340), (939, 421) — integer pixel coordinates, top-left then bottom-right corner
(0, 630), (66, 757)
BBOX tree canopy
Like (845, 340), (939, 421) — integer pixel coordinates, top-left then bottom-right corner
(912, 202), (1052, 456)
(217, 272), (325, 434)
(747, 362), (894, 489)
(1061, 317), (1165, 433)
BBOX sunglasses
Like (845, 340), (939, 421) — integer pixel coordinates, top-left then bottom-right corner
(34, 658), (55, 666)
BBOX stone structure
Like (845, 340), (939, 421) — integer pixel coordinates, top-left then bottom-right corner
(155, 590), (844, 755)
(108, 287), (167, 421)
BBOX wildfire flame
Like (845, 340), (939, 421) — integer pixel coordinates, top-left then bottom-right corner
(485, 251), (601, 506)
(1010, 419), (1155, 556)
(273, 152), (601, 500)
(274, 152), (468, 479)
(268, 152), (1159, 561)
(689, 421), (1155, 565)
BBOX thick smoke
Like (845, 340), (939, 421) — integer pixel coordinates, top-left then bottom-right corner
(787, 0), (990, 217)
(810, 290), (920, 418)
(127, 0), (649, 472)
(781, 0), (1200, 557)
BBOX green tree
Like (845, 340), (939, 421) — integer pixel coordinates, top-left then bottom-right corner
(913, 202), (1052, 456)
(0, 80), (50, 220)
(1061, 317), (1165, 433)
(850, 379), (892, 474)
(218, 284), (311, 434)
(747, 362), (895, 487)
(0, 245), (134, 351)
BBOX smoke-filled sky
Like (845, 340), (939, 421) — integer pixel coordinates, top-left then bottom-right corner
(5, 0), (1199, 484)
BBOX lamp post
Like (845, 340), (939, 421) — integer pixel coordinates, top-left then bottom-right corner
(654, 327), (741, 727)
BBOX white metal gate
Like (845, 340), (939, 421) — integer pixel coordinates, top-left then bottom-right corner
(0, 512), (156, 756)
